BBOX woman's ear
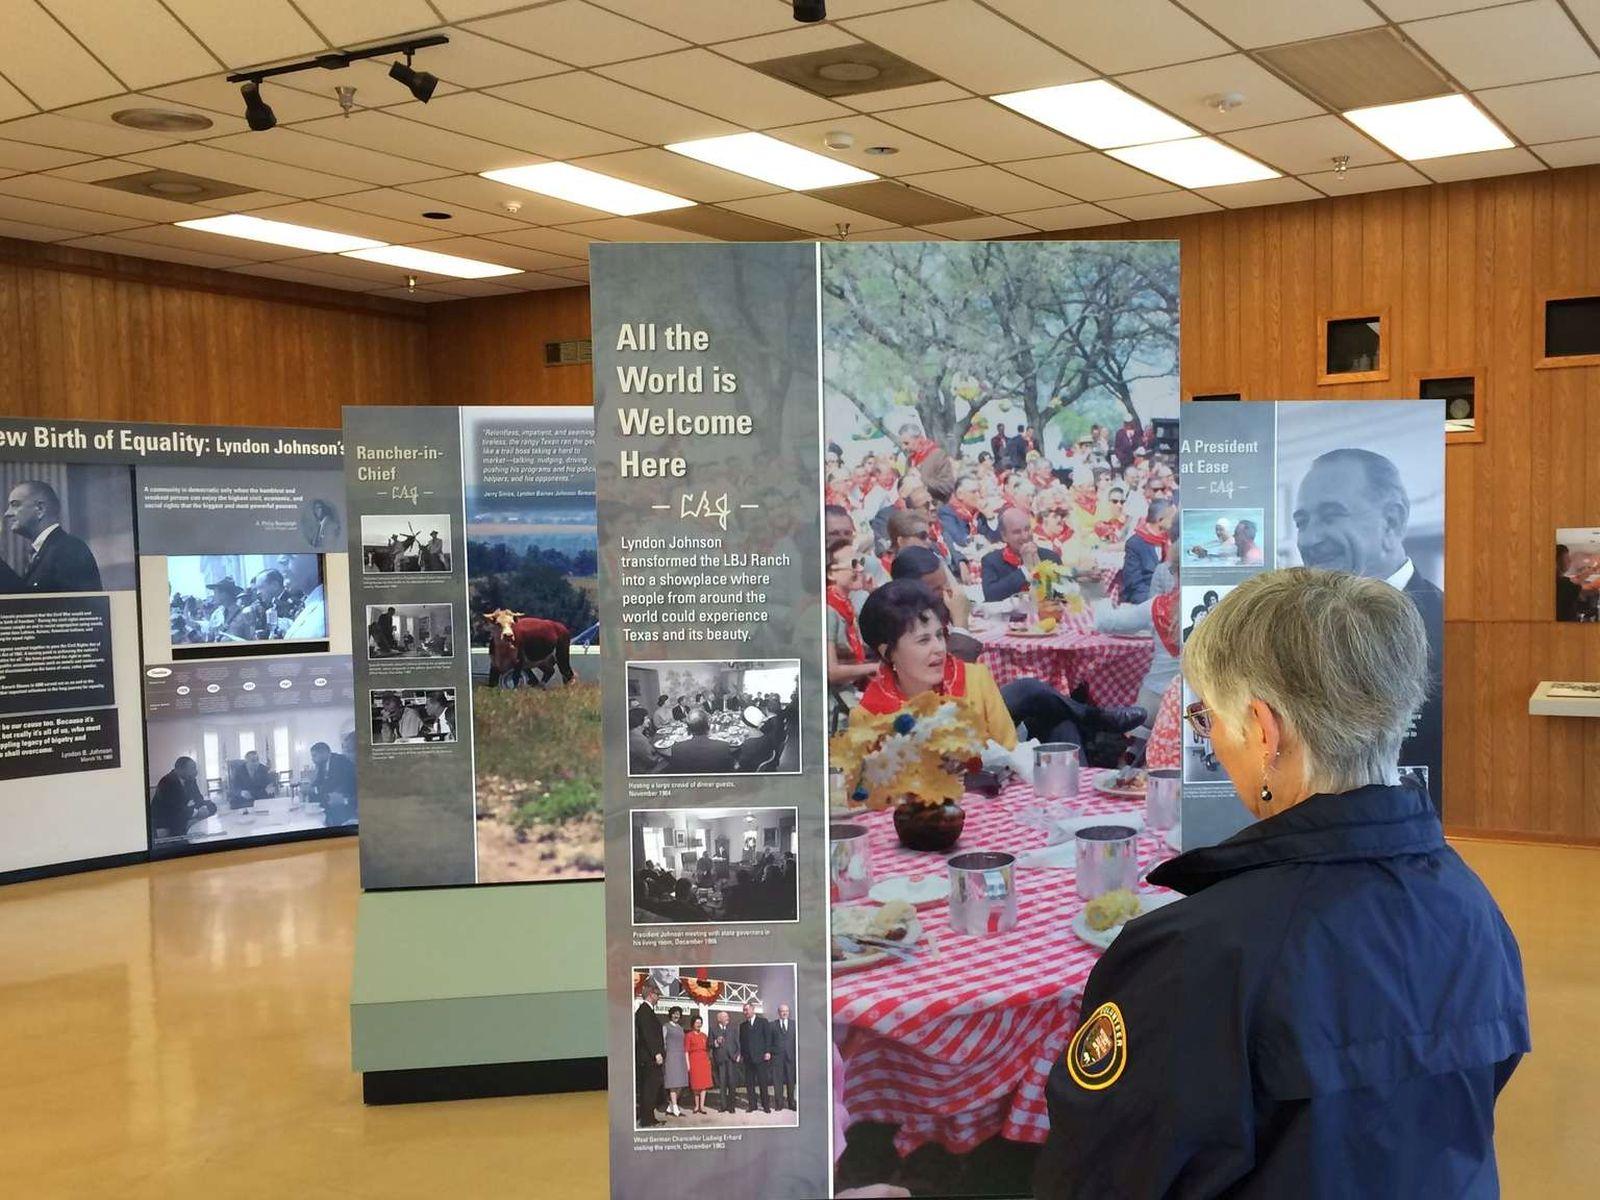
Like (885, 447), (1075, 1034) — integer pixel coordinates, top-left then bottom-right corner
(1247, 698), (1281, 761)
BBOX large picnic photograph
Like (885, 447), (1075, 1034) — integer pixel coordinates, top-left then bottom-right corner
(462, 406), (601, 884)
(819, 240), (1181, 1198)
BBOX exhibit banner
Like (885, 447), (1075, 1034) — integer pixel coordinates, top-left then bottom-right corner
(343, 405), (600, 889)
(1179, 400), (1445, 847)
(0, 416), (349, 879)
(596, 239), (1181, 1199)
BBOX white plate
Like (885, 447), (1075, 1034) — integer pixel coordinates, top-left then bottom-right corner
(1163, 827), (1182, 854)
(1092, 769), (1149, 799)
(1071, 890), (1181, 950)
(868, 874), (946, 907)
(1044, 810), (1143, 845)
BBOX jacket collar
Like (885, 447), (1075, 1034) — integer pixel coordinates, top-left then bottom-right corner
(1149, 783), (1443, 895)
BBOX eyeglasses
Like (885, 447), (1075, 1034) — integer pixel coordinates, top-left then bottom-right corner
(1184, 701), (1212, 739)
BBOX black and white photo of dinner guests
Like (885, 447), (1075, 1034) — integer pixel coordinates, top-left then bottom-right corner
(0, 463), (136, 593)
(631, 964), (799, 1130)
(625, 659), (801, 776)
(1555, 529), (1600, 622)
(631, 808), (798, 925)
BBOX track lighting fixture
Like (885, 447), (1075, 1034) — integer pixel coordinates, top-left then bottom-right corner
(794, 1), (826, 22)
(240, 81), (275, 132)
(228, 35), (447, 131)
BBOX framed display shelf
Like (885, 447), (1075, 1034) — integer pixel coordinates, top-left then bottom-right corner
(1317, 307), (1390, 385)
(1411, 368), (1484, 445)
(1186, 388), (1244, 403)
(1528, 681), (1600, 718)
(1536, 290), (1600, 370)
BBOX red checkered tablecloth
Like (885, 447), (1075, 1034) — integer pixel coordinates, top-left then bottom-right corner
(1146, 677), (1183, 772)
(831, 773), (1179, 1158)
(974, 613), (1154, 708)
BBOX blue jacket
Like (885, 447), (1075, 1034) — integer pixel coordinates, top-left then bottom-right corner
(1036, 783), (1528, 1199)
(1121, 533), (1163, 604)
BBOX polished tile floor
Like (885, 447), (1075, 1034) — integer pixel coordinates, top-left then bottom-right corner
(0, 836), (1591, 1198)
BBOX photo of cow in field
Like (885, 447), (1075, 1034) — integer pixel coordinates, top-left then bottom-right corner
(480, 609), (575, 688)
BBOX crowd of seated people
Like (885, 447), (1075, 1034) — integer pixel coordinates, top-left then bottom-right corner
(170, 571), (309, 645)
(627, 687), (798, 775)
(634, 848), (797, 924)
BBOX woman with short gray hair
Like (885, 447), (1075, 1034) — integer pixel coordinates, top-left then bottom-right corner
(1037, 568), (1529, 1199)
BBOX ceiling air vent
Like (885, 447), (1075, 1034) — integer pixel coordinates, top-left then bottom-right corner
(751, 44), (939, 99)
(95, 169), (256, 204)
(544, 339), (593, 366)
(1255, 27), (1451, 112)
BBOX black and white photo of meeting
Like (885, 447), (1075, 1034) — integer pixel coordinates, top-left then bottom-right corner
(626, 659), (800, 777)
(366, 603), (453, 660)
(631, 808), (798, 926)
(370, 687), (457, 746)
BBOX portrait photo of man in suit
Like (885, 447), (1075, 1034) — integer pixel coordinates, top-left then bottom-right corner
(3, 480), (102, 593)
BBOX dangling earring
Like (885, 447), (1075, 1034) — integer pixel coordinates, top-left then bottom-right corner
(1259, 757), (1273, 809)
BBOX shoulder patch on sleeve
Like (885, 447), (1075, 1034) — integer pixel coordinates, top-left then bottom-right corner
(1065, 1001), (1127, 1091)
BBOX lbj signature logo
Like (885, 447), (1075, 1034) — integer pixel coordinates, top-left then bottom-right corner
(680, 490), (731, 531)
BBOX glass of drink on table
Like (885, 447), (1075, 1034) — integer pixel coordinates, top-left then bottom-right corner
(1033, 742), (1080, 801)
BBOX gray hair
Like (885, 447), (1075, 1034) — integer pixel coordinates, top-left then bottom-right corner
(1182, 568), (1427, 793)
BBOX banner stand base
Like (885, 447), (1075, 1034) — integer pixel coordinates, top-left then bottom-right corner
(362, 1056), (606, 1105)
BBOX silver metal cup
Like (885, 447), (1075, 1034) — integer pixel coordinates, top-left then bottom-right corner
(1145, 769), (1180, 832)
(1075, 824), (1140, 899)
(947, 851), (1018, 936)
(1032, 742), (1080, 801)
(830, 823), (872, 903)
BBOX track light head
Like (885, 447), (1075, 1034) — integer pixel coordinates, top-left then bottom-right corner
(794, 0), (826, 22)
(240, 80), (276, 132)
(389, 57), (438, 104)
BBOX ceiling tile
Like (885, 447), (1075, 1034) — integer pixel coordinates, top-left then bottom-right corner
(843, 81), (970, 112)
(46, 0), (221, 91)
(250, 199), (460, 244)
(900, 164), (1071, 212)
(58, 93), (248, 140)
(367, 285), (450, 302)
(64, 233), (250, 269)
(0, 215), (81, 241)
(643, 205), (805, 240)
(492, 74), (739, 144)
(115, 221), (311, 260)
(231, 261), (386, 292)
(1221, 116), (1392, 176)
(986, 0), (1229, 75)
(400, 92), (638, 159)
(324, 187), (526, 235)
(406, 235), (580, 272)
(841, 0), (1094, 94)
(467, 2), (688, 68)
(1004, 202), (1125, 230)
(1534, 136), (1600, 167)
(597, 49), (849, 126)
(1571, 0), (1600, 44)
(1119, 54), (1325, 133)
(0, 192), (143, 234)
(768, 114), (975, 175)
(1297, 160), (1430, 193)
(46, 159), (142, 182)
(1403, 1), (1598, 89)
(402, 174), (601, 225)
(1004, 152), (1170, 200)
(583, 0), (796, 42)
(880, 97), (1083, 161)
(715, 24), (862, 64)
(0, 171), (208, 223)
(541, 265), (590, 283)
(1415, 146), (1547, 182)
(0, 138), (91, 173)
(291, 0), (438, 46)
(193, 190), (289, 212)
(0, 74), (35, 122)
(497, 271), (584, 291)
(381, 29), (567, 89)
(719, 191), (897, 235)
(272, 59), (463, 110)
(267, 252), (431, 285)
(1179, 0), (1382, 47)
(1372, 1), (1503, 15)
(161, 0), (325, 70)
(1196, 176), (1323, 208)
(295, 110), (531, 175)
(149, 74), (344, 123)
(824, 0), (948, 14)
(918, 215), (1034, 238)
(0, 112), (171, 155)
(127, 142), (370, 198)
(422, 277), (524, 297)
(484, 225), (600, 258)
(1477, 74), (1600, 145)
(569, 146), (782, 202)
(206, 127), (452, 186)
(555, 216), (718, 242)
(848, 226), (948, 241)
(1101, 192), (1221, 219)
(430, 0), (541, 19)
(0, 0), (122, 108)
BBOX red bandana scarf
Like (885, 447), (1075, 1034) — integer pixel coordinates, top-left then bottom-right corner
(1150, 590), (1179, 657)
(859, 656), (967, 715)
(1134, 520), (1170, 560)
(826, 586), (864, 662)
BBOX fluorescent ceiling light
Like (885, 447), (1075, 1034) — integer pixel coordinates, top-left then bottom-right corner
(341, 245), (521, 279)
(992, 80), (1195, 149)
(665, 132), (876, 190)
(1108, 137), (1280, 188)
(480, 162), (693, 216)
(176, 214), (382, 253)
(1344, 94), (1512, 161)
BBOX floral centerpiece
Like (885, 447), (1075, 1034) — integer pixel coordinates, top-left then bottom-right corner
(1029, 557), (1085, 621)
(829, 691), (986, 851)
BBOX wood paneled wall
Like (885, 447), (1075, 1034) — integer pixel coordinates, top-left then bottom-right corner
(425, 287), (592, 408)
(0, 238), (430, 427)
